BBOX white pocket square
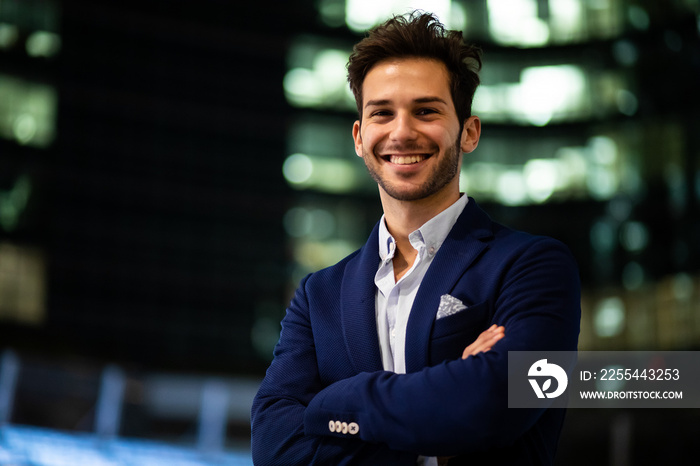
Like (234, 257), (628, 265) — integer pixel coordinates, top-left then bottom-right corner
(436, 294), (468, 320)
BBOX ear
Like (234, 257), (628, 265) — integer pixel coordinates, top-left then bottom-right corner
(460, 115), (481, 154)
(352, 120), (363, 157)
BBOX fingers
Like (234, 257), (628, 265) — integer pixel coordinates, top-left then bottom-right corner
(461, 325), (505, 359)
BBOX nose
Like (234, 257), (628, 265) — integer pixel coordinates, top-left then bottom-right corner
(389, 112), (418, 142)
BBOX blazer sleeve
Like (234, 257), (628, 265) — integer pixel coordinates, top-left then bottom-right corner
(250, 274), (416, 465)
(302, 237), (581, 457)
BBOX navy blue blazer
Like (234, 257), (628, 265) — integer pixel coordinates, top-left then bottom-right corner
(251, 198), (581, 465)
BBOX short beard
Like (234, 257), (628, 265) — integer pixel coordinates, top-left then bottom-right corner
(364, 137), (462, 202)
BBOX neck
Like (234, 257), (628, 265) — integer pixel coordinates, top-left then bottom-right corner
(380, 188), (461, 241)
(380, 187), (460, 281)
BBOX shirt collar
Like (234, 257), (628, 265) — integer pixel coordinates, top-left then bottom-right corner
(378, 220), (396, 263)
(377, 194), (469, 262)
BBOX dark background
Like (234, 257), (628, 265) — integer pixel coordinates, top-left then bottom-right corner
(2, 0), (307, 374)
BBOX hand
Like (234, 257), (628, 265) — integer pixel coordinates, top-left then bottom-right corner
(461, 324), (505, 359)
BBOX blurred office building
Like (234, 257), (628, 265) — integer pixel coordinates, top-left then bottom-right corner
(1, 0), (699, 464)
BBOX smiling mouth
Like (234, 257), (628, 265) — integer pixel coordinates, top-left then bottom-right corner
(384, 154), (431, 165)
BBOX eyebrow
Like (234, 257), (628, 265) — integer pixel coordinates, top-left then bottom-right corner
(364, 96), (449, 109)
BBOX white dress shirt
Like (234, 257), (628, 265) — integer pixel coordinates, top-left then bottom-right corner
(374, 194), (469, 465)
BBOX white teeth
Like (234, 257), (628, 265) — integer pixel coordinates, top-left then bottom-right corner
(390, 155), (425, 165)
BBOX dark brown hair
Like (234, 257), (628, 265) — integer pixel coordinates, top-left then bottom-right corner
(347, 11), (482, 125)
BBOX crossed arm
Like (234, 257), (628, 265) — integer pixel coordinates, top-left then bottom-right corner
(429, 324), (505, 465)
(251, 320), (509, 464)
(252, 239), (580, 464)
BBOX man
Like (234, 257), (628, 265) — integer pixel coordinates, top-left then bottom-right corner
(251, 12), (580, 465)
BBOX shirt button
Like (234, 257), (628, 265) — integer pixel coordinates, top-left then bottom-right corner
(428, 246), (436, 255)
(328, 420), (336, 432)
(348, 422), (359, 435)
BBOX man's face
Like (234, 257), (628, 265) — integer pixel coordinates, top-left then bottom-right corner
(352, 58), (479, 202)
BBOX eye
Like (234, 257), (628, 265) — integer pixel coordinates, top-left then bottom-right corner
(370, 110), (392, 117)
(416, 108), (438, 116)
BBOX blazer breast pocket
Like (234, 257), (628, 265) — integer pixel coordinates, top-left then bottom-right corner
(429, 300), (490, 365)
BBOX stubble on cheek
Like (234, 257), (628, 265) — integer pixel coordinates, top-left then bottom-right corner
(361, 140), (462, 202)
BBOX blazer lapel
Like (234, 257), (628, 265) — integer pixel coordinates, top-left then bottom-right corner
(404, 199), (494, 373)
(340, 223), (384, 373)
